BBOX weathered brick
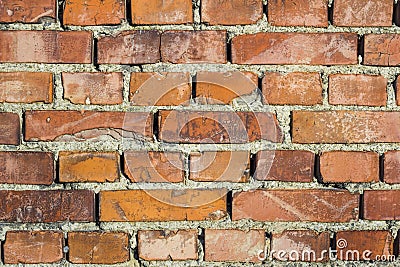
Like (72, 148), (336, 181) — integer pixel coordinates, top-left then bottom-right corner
(292, 111), (400, 143)
(0, 72), (53, 103)
(131, 0), (192, 24)
(333, 0), (393, 27)
(255, 150), (314, 182)
(161, 31), (227, 63)
(190, 151), (250, 182)
(0, 112), (20, 145)
(130, 72), (191, 106)
(201, 0), (262, 25)
(364, 34), (400, 66)
(195, 71), (258, 104)
(100, 189), (227, 221)
(0, 31), (92, 63)
(0, 190), (94, 222)
(384, 151), (400, 184)
(396, 77), (400, 105)
(124, 151), (184, 183)
(68, 232), (129, 264)
(364, 190), (400, 220)
(24, 110), (153, 142)
(263, 72), (323, 105)
(336, 231), (394, 261)
(0, 152), (53, 185)
(329, 74), (387, 106)
(4, 231), (63, 264)
(62, 72), (123, 105)
(138, 230), (198, 260)
(268, 0), (328, 27)
(271, 230), (330, 262)
(158, 110), (282, 143)
(0, 0), (56, 23)
(64, 0), (124, 26)
(59, 151), (119, 183)
(97, 31), (160, 64)
(232, 33), (358, 65)
(205, 229), (265, 262)
(232, 189), (359, 222)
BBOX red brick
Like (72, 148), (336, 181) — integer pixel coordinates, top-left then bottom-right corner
(4, 231), (63, 264)
(205, 229), (265, 262)
(62, 72), (123, 105)
(124, 151), (184, 183)
(333, 0), (393, 27)
(364, 34), (400, 66)
(397, 77), (400, 105)
(0, 112), (20, 145)
(201, 0), (262, 25)
(0, 190), (94, 222)
(263, 72), (323, 105)
(59, 151), (119, 183)
(255, 150), (314, 182)
(384, 151), (400, 184)
(329, 74), (387, 106)
(0, 72), (53, 103)
(138, 230), (198, 260)
(195, 71), (258, 104)
(0, 0), (56, 23)
(232, 189), (359, 222)
(0, 31), (92, 63)
(268, 0), (328, 27)
(161, 31), (227, 64)
(64, 0), (124, 26)
(0, 152), (53, 185)
(232, 33), (358, 65)
(97, 31), (160, 64)
(100, 189), (227, 221)
(271, 230), (330, 262)
(130, 72), (191, 106)
(158, 110), (282, 143)
(190, 151), (250, 182)
(24, 110), (153, 141)
(292, 111), (400, 143)
(364, 190), (400, 220)
(68, 232), (129, 264)
(336, 231), (394, 261)
(320, 151), (379, 183)
(131, 0), (192, 24)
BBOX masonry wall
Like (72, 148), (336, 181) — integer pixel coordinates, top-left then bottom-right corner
(0, 0), (399, 266)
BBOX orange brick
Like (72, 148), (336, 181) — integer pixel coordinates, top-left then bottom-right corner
(68, 232), (129, 264)
(62, 72), (123, 105)
(396, 77), (400, 105)
(364, 190), (400, 220)
(384, 151), (400, 184)
(0, 112), (20, 145)
(0, 0), (56, 23)
(100, 189), (227, 221)
(364, 34), (400, 66)
(64, 0), (124, 26)
(263, 72), (323, 105)
(138, 230), (198, 260)
(131, 0), (192, 24)
(130, 72), (191, 106)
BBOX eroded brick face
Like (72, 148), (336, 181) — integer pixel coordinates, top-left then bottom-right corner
(0, 0), (56, 23)
(131, 0), (192, 24)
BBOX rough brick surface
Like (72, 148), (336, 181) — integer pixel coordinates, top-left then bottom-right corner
(384, 151), (400, 184)
(0, 112), (20, 145)
(364, 34), (400, 66)
(0, 0), (56, 23)
(131, 0), (192, 24)
(364, 190), (400, 220)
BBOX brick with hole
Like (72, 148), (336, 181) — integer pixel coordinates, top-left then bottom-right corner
(130, 72), (191, 106)
(364, 34), (400, 66)
(4, 231), (63, 264)
(0, 72), (53, 103)
(204, 229), (265, 262)
(62, 72), (123, 105)
(0, 152), (53, 185)
(262, 72), (323, 105)
(0, 0), (56, 23)
(384, 151), (400, 184)
(268, 0), (328, 27)
(59, 151), (119, 183)
(201, 0), (263, 25)
(124, 151), (184, 183)
(363, 190), (400, 220)
(0, 112), (20, 145)
(131, 0), (192, 24)
(138, 230), (198, 261)
(320, 151), (379, 183)
(0, 31), (92, 63)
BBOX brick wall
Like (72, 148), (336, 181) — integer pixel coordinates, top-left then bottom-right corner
(0, 0), (399, 265)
